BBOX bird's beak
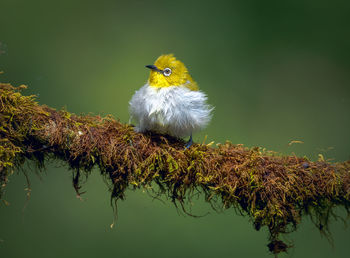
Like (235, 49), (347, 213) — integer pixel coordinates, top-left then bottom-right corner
(145, 65), (162, 73)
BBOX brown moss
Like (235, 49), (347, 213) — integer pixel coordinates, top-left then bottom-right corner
(1, 82), (350, 255)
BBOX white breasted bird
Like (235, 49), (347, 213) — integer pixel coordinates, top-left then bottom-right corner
(129, 54), (213, 148)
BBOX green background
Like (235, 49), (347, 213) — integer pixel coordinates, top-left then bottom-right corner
(1, 0), (350, 257)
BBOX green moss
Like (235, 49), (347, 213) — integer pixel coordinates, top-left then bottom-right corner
(1, 82), (350, 255)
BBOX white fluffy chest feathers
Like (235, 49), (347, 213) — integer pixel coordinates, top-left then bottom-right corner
(129, 84), (212, 138)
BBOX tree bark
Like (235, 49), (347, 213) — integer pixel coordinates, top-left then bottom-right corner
(1, 82), (349, 255)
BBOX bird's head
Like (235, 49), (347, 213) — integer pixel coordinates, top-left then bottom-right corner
(146, 54), (198, 91)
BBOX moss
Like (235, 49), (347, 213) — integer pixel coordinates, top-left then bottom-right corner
(1, 82), (350, 255)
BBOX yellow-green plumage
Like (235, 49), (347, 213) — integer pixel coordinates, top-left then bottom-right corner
(148, 54), (199, 91)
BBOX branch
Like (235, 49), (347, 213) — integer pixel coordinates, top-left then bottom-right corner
(1, 82), (349, 255)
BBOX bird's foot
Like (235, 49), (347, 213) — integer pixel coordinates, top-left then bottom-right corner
(185, 134), (193, 149)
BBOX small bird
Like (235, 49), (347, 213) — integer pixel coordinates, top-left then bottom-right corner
(129, 54), (213, 148)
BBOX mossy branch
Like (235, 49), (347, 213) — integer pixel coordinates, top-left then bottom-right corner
(1, 82), (349, 255)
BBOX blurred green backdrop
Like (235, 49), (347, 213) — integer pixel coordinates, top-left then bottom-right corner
(1, 0), (350, 257)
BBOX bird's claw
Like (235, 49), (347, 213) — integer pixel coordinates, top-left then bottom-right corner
(185, 134), (193, 149)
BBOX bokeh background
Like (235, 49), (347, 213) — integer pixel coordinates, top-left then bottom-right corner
(1, 0), (350, 257)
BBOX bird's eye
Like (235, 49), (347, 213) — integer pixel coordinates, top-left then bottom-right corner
(163, 68), (172, 76)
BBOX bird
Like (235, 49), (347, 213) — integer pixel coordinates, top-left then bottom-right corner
(129, 54), (213, 148)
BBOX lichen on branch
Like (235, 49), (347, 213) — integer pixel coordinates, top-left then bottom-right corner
(1, 82), (350, 255)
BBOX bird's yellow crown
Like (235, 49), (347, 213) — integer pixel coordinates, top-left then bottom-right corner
(147, 54), (198, 91)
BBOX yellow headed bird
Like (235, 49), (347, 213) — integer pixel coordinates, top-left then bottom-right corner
(129, 54), (213, 147)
